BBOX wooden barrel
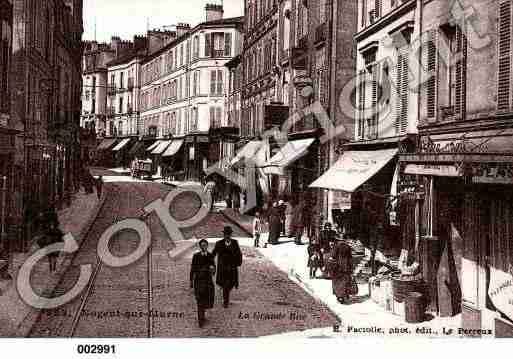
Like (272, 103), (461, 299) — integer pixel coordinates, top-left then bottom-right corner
(392, 277), (427, 303)
(405, 292), (425, 323)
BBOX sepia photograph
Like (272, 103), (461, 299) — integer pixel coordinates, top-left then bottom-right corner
(0, 0), (513, 353)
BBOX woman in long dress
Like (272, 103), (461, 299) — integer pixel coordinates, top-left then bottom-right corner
(327, 240), (355, 304)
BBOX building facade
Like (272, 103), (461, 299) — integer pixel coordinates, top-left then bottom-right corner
(11, 0), (83, 251)
(138, 5), (243, 180)
(0, 0), (16, 275)
(399, 0), (513, 336)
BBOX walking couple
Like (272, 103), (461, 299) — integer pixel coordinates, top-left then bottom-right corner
(189, 226), (243, 328)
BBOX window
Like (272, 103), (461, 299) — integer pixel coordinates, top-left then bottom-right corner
(426, 30), (438, 120)
(210, 70), (223, 95)
(498, 0), (512, 111)
(193, 71), (200, 95)
(224, 33), (232, 57)
(185, 73), (190, 98)
(209, 106), (222, 128)
(193, 35), (200, 59)
(119, 97), (124, 113)
(120, 72), (124, 89)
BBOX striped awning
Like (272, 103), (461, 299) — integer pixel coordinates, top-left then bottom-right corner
(162, 139), (184, 157)
(262, 138), (315, 175)
(112, 138), (131, 152)
(151, 140), (171, 155)
(97, 138), (117, 150)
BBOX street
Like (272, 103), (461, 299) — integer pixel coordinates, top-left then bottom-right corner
(28, 179), (338, 337)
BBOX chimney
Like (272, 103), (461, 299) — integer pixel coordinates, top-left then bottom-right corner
(205, 3), (223, 22)
(176, 23), (190, 38)
(133, 35), (148, 51)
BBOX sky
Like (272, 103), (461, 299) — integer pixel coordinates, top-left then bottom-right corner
(83, 0), (244, 43)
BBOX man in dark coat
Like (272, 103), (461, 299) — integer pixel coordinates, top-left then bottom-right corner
(212, 226), (243, 308)
(190, 239), (216, 327)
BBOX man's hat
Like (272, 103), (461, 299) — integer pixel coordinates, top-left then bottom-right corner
(223, 226), (233, 235)
(198, 238), (208, 246)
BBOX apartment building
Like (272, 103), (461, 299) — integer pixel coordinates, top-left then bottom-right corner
(138, 4), (243, 180)
(398, 0), (513, 336)
(10, 0), (84, 251)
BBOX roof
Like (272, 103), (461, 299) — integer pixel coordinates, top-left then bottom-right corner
(106, 48), (146, 67)
(142, 16), (245, 64)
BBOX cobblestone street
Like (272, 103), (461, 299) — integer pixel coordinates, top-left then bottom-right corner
(28, 179), (338, 337)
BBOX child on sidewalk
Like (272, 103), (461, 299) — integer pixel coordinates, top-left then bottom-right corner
(253, 211), (263, 248)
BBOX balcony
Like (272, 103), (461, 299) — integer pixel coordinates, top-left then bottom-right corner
(212, 49), (225, 58)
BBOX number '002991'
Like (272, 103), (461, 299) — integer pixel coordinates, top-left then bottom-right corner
(76, 344), (115, 354)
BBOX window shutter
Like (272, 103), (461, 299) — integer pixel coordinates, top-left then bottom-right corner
(217, 70), (223, 95)
(224, 33), (232, 57)
(371, 63), (380, 138)
(396, 52), (409, 134)
(210, 107), (216, 127)
(454, 27), (467, 116)
(210, 70), (216, 94)
(216, 107), (222, 127)
(498, 0), (512, 111)
(358, 70), (366, 139)
(205, 33), (212, 57)
(375, 0), (382, 18)
(426, 30), (438, 120)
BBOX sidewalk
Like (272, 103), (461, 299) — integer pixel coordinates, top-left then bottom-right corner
(224, 211), (462, 338)
(0, 187), (107, 337)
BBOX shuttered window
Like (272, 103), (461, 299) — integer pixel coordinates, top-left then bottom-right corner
(498, 0), (512, 111)
(395, 52), (409, 134)
(370, 62), (380, 139)
(358, 70), (366, 139)
(426, 30), (438, 120)
(205, 33), (212, 58)
(453, 27), (467, 116)
(224, 33), (232, 57)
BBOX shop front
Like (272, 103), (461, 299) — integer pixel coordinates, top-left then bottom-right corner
(150, 139), (172, 177)
(112, 138), (132, 168)
(184, 134), (210, 182)
(162, 139), (185, 181)
(400, 131), (513, 337)
(310, 147), (402, 259)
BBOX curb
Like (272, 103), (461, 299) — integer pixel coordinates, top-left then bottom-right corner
(17, 188), (109, 337)
(220, 210), (253, 237)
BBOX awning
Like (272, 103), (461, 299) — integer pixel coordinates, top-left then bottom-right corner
(112, 138), (131, 152)
(147, 140), (162, 152)
(97, 138), (117, 151)
(230, 141), (264, 166)
(163, 139), (184, 157)
(263, 138), (315, 175)
(151, 140), (171, 155)
(309, 148), (398, 192)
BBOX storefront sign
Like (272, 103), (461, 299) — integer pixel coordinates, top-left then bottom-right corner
(404, 164), (461, 177)
(472, 163), (513, 184)
(488, 266), (513, 324)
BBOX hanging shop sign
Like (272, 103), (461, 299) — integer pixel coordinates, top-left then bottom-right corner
(471, 163), (513, 184)
(488, 265), (513, 324)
